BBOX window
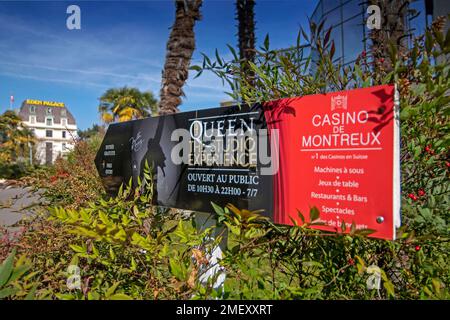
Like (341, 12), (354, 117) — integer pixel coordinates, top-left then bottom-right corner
(61, 109), (67, 116)
(323, 6), (341, 27)
(322, 0), (341, 16)
(62, 142), (66, 151)
(29, 106), (36, 113)
(342, 17), (364, 64)
(46, 130), (53, 138)
(29, 116), (36, 124)
(342, 0), (364, 21)
(46, 118), (53, 126)
(62, 131), (66, 138)
(46, 107), (52, 114)
(61, 118), (67, 126)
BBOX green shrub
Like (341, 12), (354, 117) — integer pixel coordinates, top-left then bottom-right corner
(0, 162), (39, 180)
(2, 166), (447, 299)
(22, 134), (105, 208)
(1, 163), (221, 300)
(210, 204), (448, 299)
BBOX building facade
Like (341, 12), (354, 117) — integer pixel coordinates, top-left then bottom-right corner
(18, 99), (77, 164)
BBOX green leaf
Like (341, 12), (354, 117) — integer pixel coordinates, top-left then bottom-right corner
(113, 228), (127, 242)
(56, 293), (76, 300)
(87, 291), (100, 300)
(425, 30), (433, 53)
(324, 27), (332, 46)
(8, 264), (31, 283)
(341, 220), (346, 232)
(69, 244), (85, 254)
(105, 281), (121, 298)
(210, 202), (224, 215)
(301, 28), (309, 44)
(350, 221), (356, 235)
(288, 215), (299, 227)
(189, 65), (202, 72)
(263, 34), (270, 51)
(0, 287), (19, 299)
(330, 41), (335, 60)
(202, 53), (212, 66)
(109, 246), (116, 260)
(99, 211), (110, 225)
(109, 293), (133, 300)
(432, 278), (442, 295)
(355, 229), (376, 236)
(215, 49), (222, 66)
(25, 284), (38, 300)
(169, 258), (184, 280)
(317, 20), (325, 35)
(0, 249), (16, 287)
(309, 206), (320, 222)
(224, 222), (240, 236)
(130, 257), (137, 271)
(400, 107), (410, 121)
(383, 280), (395, 298)
(296, 209), (305, 224)
(227, 44), (238, 61)
(296, 29), (302, 48)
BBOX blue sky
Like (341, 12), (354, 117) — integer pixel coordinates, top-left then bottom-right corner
(0, 0), (317, 130)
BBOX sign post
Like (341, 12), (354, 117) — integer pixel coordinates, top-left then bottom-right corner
(194, 211), (227, 294)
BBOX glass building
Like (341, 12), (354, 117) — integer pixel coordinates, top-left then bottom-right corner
(310, 0), (368, 66)
(309, 0), (432, 67)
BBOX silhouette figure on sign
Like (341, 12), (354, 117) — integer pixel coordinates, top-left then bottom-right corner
(139, 117), (166, 202)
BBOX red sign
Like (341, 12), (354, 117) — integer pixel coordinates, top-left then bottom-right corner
(264, 85), (400, 240)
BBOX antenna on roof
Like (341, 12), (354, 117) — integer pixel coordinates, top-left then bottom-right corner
(9, 94), (14, 110)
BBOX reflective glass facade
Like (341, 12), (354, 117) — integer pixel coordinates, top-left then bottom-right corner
(310, 0), (429, 66)
(311, 0), (367, 66)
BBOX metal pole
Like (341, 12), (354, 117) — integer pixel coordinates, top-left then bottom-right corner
(28, 142), (33, 165)
(194, 211), (227, 296)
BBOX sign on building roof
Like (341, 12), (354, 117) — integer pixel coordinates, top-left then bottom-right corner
(25, 99), (65, 107)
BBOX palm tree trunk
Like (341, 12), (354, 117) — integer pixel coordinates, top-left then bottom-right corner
(159, 0), (203, 115)
(236, 0), (256, 87)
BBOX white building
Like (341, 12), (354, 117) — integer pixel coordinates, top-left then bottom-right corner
(18, 99), (77, 165)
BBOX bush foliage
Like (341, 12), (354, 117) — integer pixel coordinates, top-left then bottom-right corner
(21, 134), (105, 209)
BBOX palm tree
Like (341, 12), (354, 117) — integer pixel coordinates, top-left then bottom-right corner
(0, 110), (35, 163)
(236, 0), (256, 86)
(98, 87), (158, 123)
(159, 0), (203, 115)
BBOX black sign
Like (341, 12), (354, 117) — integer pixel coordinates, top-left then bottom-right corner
(95, 104), (276, 216)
